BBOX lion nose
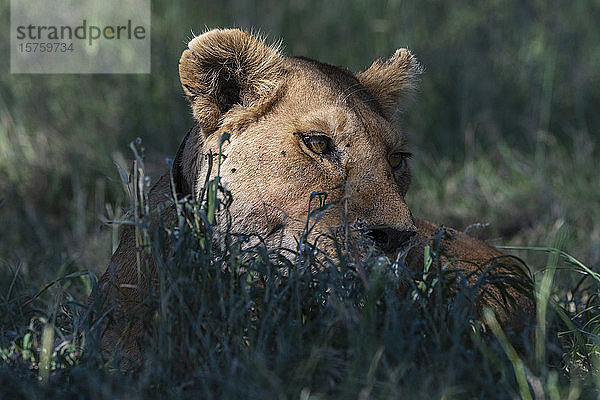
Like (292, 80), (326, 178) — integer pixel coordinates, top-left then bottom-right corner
(368, 227), (416, 253)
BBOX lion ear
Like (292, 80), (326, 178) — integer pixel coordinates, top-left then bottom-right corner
(179, 28), (284, 134)
(357, 49), (423, 119)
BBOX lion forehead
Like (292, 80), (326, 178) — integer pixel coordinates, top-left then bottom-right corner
(276, 66), (406, 156)
(282, 57), (381, 113)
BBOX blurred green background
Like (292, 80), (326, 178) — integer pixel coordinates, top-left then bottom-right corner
(1, 0), (599, 287)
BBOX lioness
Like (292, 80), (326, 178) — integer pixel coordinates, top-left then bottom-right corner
(94, 28), (533, 361)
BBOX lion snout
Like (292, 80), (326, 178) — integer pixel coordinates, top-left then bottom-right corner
(368, 226), (416, 254)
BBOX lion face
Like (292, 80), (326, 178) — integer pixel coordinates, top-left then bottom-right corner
(174, 29), (422, 251)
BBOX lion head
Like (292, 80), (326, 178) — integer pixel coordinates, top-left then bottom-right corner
(173, 28), (423, 252)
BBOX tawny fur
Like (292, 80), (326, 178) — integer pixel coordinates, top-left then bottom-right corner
(179, 28), (284, 134)
(356, 48), (423, 119)
(93, 28), (534, 364)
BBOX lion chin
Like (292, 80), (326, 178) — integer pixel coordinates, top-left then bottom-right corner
(90, 28), (534, 365)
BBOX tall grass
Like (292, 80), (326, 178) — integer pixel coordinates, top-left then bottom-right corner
(1, 144), (599, 399)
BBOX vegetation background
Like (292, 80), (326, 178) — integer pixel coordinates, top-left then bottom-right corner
(1, 0), (599, 398)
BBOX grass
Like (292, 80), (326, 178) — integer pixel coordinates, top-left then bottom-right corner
(1, 2), (598, 397)
(1, 141), (600, 399)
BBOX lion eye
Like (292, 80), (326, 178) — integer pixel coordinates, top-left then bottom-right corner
(389, 152), (411, 169)
(301, 134), (332, 155)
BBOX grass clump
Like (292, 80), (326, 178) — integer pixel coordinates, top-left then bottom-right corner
(1, 144), (599, 399)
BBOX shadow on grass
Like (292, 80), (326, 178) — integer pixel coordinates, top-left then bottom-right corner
(1, 146), (598, 399)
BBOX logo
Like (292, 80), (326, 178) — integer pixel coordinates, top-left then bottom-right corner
(11, 0), (151, 74)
